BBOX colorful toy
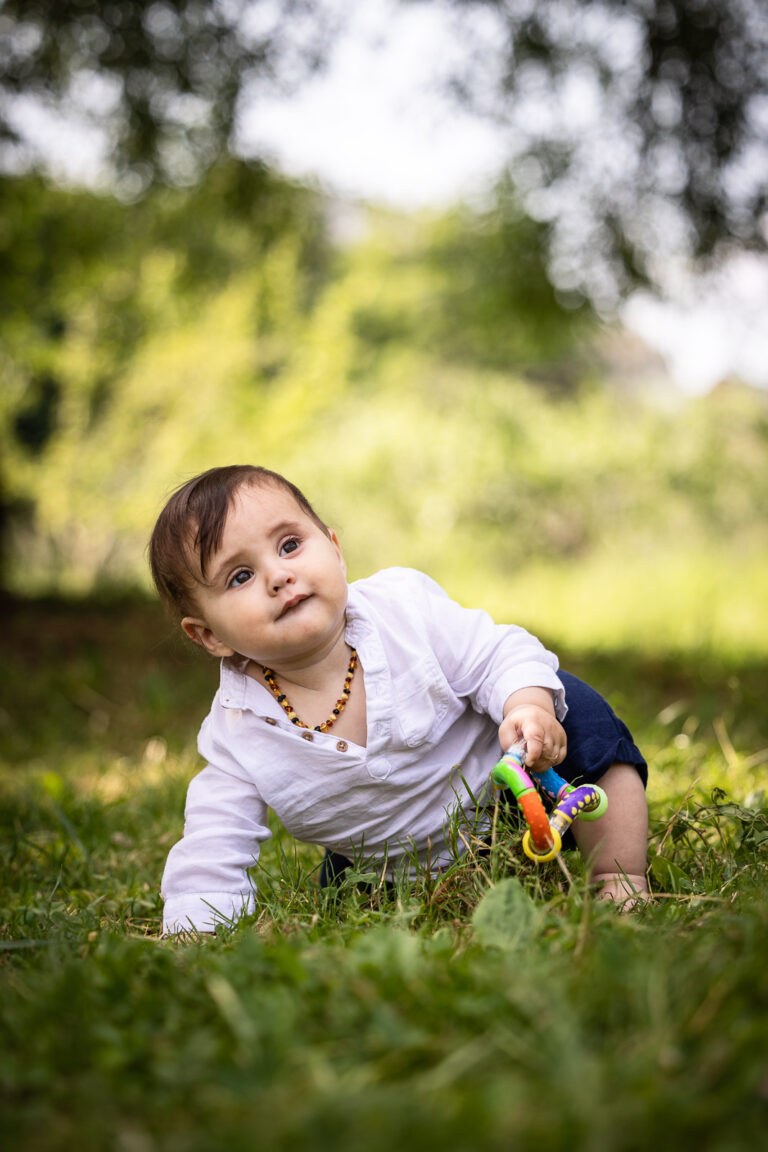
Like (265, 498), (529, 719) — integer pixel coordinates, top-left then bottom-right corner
(492, 740), (608, 862)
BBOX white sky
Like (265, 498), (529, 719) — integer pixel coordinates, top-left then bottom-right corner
(625, 255), (768, 395)
(238, 0), (503, 208)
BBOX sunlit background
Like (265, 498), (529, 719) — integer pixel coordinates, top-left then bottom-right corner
(1, 0), (766, 655)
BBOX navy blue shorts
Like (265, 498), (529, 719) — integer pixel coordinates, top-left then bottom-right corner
(555, 670), (647, 788)
(320, 671), (647, 885)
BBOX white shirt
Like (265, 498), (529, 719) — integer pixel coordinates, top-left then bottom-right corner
(162, 567), (566, 933)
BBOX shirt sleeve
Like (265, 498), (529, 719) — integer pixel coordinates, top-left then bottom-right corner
(161, 710), (272, 936)
(394, 568), (566, 724)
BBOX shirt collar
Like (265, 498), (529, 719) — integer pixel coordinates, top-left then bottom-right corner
(219, 656), (250, 709)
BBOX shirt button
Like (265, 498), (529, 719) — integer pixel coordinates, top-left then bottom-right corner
(335, 740), (348, 753)
(265, 717), (277, 726)
(301, 732), (314, 741)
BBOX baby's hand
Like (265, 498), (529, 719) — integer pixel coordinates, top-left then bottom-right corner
(499, 703), (567, 773)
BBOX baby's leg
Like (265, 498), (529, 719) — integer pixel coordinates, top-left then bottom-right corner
(571, 762), (649, 906)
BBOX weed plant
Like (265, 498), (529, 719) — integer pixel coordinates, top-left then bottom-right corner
(2, 600), (767, 1150)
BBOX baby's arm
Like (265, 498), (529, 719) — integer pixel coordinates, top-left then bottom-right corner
(389, 568), (565, 720)
(499, 686), (566, 771)
(162, 763), (271, 936)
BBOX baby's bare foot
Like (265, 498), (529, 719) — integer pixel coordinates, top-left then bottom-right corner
(592, 872), (649, 911)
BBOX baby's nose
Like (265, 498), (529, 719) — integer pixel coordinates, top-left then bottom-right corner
(268, 565), (294, 592)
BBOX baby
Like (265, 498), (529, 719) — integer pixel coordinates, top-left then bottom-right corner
(150, 465), (649, 934)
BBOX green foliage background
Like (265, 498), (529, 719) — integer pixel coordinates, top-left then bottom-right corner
(2, 161), (766, 658)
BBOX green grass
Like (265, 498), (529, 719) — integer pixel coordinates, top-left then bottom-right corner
(2, 598), (768, 1150)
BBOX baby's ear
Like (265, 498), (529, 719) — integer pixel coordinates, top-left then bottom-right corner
(329, 529), (346, 576)
(181, 617), (235, 658)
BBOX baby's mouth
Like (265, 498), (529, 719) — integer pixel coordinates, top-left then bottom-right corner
(278, 594), (310, 619)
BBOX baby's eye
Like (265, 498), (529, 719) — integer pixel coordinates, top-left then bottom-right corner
(280, 537), (300, 556)
(229, 569), (253, 588)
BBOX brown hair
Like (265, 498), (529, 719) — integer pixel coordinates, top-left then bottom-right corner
(148, 465), (330, 617)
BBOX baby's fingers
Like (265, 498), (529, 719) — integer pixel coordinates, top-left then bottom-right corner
(518, 725), (545, 767)
(501, 704), (565, 771)
(523, 726), (566, 770)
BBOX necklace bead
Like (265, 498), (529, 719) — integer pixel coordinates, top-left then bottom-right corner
(262, 649), (358, 733)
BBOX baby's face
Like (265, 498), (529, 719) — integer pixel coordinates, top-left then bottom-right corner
(181, 482), (348, 671)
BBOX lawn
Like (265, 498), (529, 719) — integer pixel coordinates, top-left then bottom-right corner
(1, 597), (767, 1150)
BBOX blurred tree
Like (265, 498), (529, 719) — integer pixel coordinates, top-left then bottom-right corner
(0, 0), (339, 193)
(418, 175), (590, 376)
(421, 0), (767, 308)
(0, 159), (330, 589)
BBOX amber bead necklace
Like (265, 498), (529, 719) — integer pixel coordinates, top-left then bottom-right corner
(262, 649), (358, 733)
